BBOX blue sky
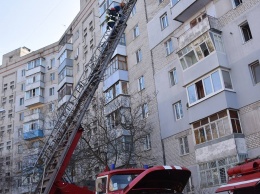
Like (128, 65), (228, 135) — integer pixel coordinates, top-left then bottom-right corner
(0, 0), (80, 65)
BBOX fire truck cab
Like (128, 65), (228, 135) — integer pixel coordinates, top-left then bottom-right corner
(95, 166), (191, 194)
(215, 158), (260, 194)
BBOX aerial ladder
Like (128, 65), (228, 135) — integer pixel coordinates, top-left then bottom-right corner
(30, 1), (138, 193)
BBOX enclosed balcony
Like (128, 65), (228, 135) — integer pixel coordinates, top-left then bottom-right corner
(24, 112), (44, 123)
(171, 0), (212, 22)
(23, 129), (44, 140)
(25, 73), (45, 91)
(104, 94), (130, 115)
(26, 58), (45, 76)
(23, 120), (44, 140)
(177, 14), (220, 51)
(103, 55), (128, 91)
(24, 87), (44, 107)
(58, 58), (73, 73)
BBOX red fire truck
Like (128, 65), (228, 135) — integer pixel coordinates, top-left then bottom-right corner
(215, 158), (260, 194)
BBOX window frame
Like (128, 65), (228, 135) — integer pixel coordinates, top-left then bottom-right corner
(239, 21), (253, 43)
(160, 13), (169, 30)
(133, 24), (140, 39)
(136, 49), (142, 63)
(138, 76), (145, 91)
(165, 38), (174, 55)
(249, 60), (260, 85)
(169, 68), (178, 87)
(179, 136), (189, 156)
(173, 101), (183, 120)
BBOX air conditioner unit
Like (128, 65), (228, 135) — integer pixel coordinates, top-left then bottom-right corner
(47, 65), (52, 70)
(74, 55), (78, 60)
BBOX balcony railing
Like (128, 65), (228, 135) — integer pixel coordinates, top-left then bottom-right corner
(23, 129), (44, 140)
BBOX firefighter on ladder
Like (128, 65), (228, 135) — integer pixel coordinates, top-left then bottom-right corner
(106, 2), (126, 30)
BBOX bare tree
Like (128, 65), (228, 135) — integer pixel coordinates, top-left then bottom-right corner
(66, 93), (155, 184)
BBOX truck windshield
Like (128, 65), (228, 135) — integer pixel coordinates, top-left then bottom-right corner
(109, 174), (138, 191)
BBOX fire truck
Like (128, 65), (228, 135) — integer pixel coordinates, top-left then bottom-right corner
(27, 0), (191, 193)
(215, 157), (260, 194)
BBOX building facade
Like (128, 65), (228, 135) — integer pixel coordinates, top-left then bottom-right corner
(0, 0), (260, 193)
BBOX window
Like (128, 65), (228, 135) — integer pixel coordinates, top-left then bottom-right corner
(240, 21), (252, 43)
(27, 58), (43, 70)
(193, 110), (242, 145)
(249, 61), (260, 85)
(169, 68), (178, 86)
(179, 136), (189, 155)
(9, 95), (13, 103)
(131, 4), (136, 16)
(58, 84), (72, 101)
(199, 156), (238, 188)
(50, 58), (55, 69)
(138, 76), (145, 91)
(105, 55), (127, 79)
(19, 98), (24, 106)
(18, 128), (23, 137)
(21, 83), (25, 91)
(18, 145), (23, 154)
(19, 112), (24, 121)
(141, 103), (149, 118)
(133, 24), (140, 38)
(6, 141), (11, 150)
(187, 70), (233, 105)
(173, 101), (183, 120)
(50, 73), (55, 81)
(25, 88), (43, 99)
(160, 13), (168, 29)
(178, 32), (215, 70)
(21, 69), (26, 77)
(58, 67), (73, 83)
(136, 49), (142, 63)
(144, 134), (151, 150)
(233, 0), (242, 7)
(104, 81), (128, 103)
(49, 103), (55, 112)
(119, 33), (126, 46)
(165, 39), (173, 55)
(17, 161), (22, 171)
(10, 81), (15, 89)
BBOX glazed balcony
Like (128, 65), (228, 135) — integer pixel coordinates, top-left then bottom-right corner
(24, 113), (44, 123)
(26, 65), (45, 77)
(25, 81), (45, 92)
(58, 58), (73, 73)
(104, 95), (130, 115)
(171, 0), (212, 22)
(177, 15), (220, 51)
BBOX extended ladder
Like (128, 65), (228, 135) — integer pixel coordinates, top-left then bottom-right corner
(30, 0), (138, 193)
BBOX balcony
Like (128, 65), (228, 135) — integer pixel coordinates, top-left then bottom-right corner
(104, 95), (130, 115)
(23, 129), (44, 140)
(188, 91), (238, 123)
(24, 96), (44, 107)
(58, 95), (71, 107)
(25, 81), (45, 92)
(103, 70), (128, 91)
(171, 0), (212, 22)
(58, 76), (73, 89)
(26, 66), (45, 77)
(177, 15), (220, 51)
(58, 43), (73, 58)
(58, 58), (73, 73)
(24, 113), (44, 123)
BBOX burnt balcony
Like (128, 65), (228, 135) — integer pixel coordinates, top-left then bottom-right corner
(177, 14), (220, 51)
(171, 0), (212, 22)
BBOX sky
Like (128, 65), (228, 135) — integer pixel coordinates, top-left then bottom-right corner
(0, 0), (80, 65)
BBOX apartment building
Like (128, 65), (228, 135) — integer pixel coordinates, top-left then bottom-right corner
(0, 44), (60, 194)
(145, 0), (260, 192)
(1, 0), (260, 193)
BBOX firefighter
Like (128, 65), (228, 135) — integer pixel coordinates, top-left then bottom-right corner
(106, 7), (118, 30)
(106, 3), (126, 30)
